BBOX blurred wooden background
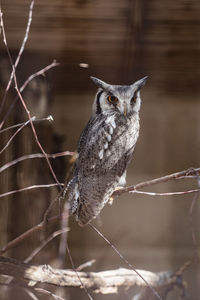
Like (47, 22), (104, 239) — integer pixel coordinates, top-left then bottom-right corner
(0, 0), (200, 299)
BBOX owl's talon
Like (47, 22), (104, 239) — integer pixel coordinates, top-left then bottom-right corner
(109, 186), (123, 205)
(109, 196), (114, 205)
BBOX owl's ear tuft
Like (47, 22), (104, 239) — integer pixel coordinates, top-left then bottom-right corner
(133, 76), (148, 90)
(90, 76), (110, 91)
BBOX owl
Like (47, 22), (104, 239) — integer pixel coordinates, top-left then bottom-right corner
(67, 76), (147, 226)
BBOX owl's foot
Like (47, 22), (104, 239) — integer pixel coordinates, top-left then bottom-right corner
(108, 196), (114, 205)
(109, 186), (123, 205)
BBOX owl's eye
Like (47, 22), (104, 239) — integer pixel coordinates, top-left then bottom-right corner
(131, 94), (137, 104)
(107, 95), (118, 105)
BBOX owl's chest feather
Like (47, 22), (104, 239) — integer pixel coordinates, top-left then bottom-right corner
(98, 113), (139, 160)
(76, 112), (139, 178)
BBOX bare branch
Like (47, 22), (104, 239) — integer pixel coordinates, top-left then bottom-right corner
(131, 188), (200, 197)
(134, 261), (191, 300)
(77, 259), (96, 272)
(0, 115), (53, 134)
(113, 167), (200, 196)
(24, 289), (39, 300)
(0, 117), (35, 155)
(0, 151), (74, 174)
(58, 202), (69, 264)
(89, 224), (162, 300)
(0, 184), (63, 199)
(0, 215), (62, 255)
(0, 256), (190, 297)
(13, 75), (61, 187)
(1, 59), (59, 128)
(20, 60), (60, 93)
(24, 228), (69, 264)
(34, 288), (66, 300)
(188, 172), (200, 260)
(0, 0), (60, 189)
(0, 1), (34, 119)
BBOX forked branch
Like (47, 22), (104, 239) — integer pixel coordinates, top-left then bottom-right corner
(113, 167), (200, 196)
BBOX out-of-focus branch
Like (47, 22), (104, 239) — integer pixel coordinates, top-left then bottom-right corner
(0, 0), (61, 189)
(20, 60), (59, 93)
(24, 228), (69, 264)
(133, 261), (191, 300)
(0, 151), (74, 174)
(0, 215), (63, 255)
(0, 184), (63, 199)
(0, 115), (53, 134)
(0, 117), (35, 155)
(0, 61), (59, 128)
(0, 256), (190, 298)
(0, 1), (34, 120)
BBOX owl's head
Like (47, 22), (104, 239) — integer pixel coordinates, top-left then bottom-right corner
(90, 76), (147, 117)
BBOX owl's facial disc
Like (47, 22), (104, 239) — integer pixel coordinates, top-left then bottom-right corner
(91, 76), (147, 116)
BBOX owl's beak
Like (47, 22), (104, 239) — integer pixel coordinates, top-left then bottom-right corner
(123, 102), (127, 117)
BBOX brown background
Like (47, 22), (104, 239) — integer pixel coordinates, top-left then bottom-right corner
(0, 0), (200, 299)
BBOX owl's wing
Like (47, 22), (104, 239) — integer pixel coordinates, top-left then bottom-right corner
(72, 112), (139, 226)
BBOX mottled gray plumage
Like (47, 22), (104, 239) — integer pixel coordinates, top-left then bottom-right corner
(67, 76), (147, 226)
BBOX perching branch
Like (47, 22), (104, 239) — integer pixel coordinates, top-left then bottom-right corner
(0, 256), (190, 298)
(113, 167), (200, 196)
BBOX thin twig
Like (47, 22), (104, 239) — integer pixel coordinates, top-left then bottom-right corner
(58, 202), (70, 265)
(188, 171), (200, 261)
(89, 224), (162, 300)
(0, 61), (59, 130)
(14, 76), (61, 187)
(65, 241), (94, 300)
(0, 117), (35, 155)
(20, 60), (59, 93)
(24, 228), (69, 263)
(0, 215), (62, 254)
(0, 280), (63, 300)
(131, 188), (200, 196)
(0, 151), (74, 174)
(0, 60), (59, 129)
(0, 183), (63, 199)
(0, 0), (61, 189)
(25, 289), (39, 300)
(43, 188), (65, 222)
(43, 152), (77, 222)
(0, 1), (34, 119)
(0, 115), (53, 134)
(113, 167), (200, 196)
(34, 288), (66, 300)
(77, 259), (96, 271)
